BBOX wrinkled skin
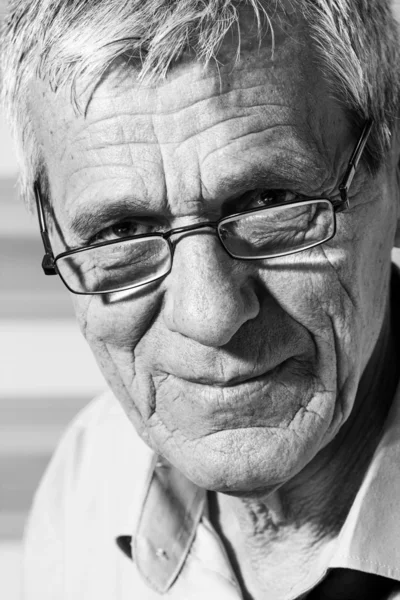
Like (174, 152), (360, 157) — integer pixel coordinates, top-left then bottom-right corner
(30, 10), (400, 595)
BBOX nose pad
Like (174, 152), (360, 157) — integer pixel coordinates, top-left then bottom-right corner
(163, 234), (260, 347)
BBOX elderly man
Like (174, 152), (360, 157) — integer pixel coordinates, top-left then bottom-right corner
(2, 0), (400, 598)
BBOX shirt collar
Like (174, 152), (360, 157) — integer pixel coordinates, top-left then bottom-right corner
(121, 454), (207, 594)
(328, 265), (400, 582)
(329, 376), (400, 581)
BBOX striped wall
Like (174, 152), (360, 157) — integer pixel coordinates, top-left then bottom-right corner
(0, 115), (105, 598)
(1, 172), (106, 540)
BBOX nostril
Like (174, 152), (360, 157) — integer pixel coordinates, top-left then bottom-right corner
(164, 281), (260, 347)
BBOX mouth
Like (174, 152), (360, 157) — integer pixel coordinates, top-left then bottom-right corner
(154, 356), (311, 431)
(177, 358), (289, 388)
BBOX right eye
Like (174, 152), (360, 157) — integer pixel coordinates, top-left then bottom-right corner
(92, 219), (154, 243)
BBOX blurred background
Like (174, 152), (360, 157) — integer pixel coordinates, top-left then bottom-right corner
(0, 6), (106, 589)
(0, 111), (106, 596)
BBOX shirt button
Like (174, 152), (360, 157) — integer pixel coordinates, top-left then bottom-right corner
(155, 548), (169, 560)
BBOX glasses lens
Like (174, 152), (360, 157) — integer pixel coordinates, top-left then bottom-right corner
(56, 237), (171, 294)
(218, 200), (335, 259)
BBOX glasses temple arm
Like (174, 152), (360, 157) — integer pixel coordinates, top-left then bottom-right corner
(338, 120), (374, 210)
(34, 181), (57, 275)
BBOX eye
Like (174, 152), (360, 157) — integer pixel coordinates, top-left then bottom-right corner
(245, 189), (300, 210)
(92, 219), (154, 243)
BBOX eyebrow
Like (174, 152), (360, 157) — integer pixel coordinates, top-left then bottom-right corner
(216, 152), (328, 202)
(69, 197), (148, 239)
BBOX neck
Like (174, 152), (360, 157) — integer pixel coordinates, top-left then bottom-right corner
(210, 296), (399, 600)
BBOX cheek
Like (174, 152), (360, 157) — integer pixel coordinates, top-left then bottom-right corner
(255, 246), (363, 431)
(70, 288), (163, 414)
(258, 251), (352, 348)
(70, 290), (166, 445)
(335, 190), (395, 363)
(265, 189), (394, 363)
(72, 286), (162, 346)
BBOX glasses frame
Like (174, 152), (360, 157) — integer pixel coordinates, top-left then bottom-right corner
(34, 120), (373, 295)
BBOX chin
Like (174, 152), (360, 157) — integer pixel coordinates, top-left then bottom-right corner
(155, 423), (328, 494)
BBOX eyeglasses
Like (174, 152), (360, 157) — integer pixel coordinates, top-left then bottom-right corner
(35, 120), (373, 295)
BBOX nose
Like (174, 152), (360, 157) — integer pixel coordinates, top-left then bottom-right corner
(163, 232), (260, 347)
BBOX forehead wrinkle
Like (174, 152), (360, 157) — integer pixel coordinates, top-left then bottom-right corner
(65, 161), (163, 202)
(33, 28), (318, 155)
(60, 119), (160, 198)
(82, 41), (313, 143)
(71, 113), (155, 149)
(58, 107), (158, 167)
(198, 124), (329, 194)
(80, 91), (297, 151)
(78, 97), (292, 148)
(104, 58), (298, 113)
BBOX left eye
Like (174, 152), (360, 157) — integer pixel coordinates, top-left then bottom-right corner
(245, 189), (300, 209)
(92, 220), (153, 243)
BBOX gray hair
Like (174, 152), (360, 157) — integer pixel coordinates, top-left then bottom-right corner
(1, 0), (400, 208)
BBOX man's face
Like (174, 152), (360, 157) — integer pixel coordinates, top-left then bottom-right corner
(30, 12), (399, 493)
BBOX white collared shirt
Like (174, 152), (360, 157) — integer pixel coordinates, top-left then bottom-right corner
(23, 382), (400, 600)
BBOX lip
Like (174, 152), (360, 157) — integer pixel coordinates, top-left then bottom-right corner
(156, 357), (310, 432)
(175, 359), (288, 388)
